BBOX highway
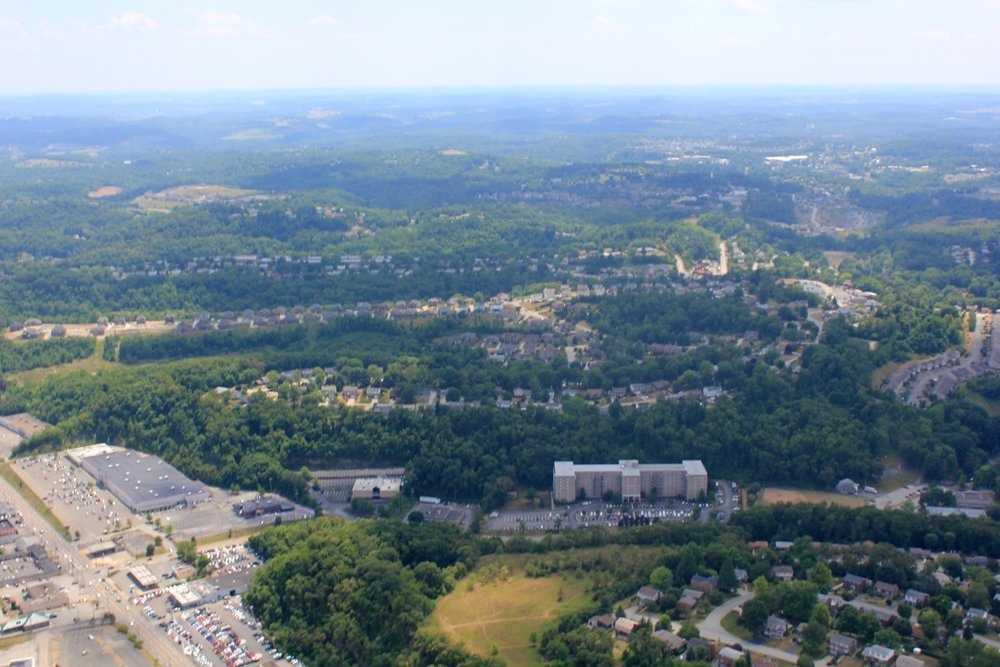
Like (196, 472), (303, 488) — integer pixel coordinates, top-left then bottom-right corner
(0, 472), (189, 667)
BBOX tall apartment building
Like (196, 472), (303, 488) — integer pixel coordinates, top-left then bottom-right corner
(552, 459), (708, 503)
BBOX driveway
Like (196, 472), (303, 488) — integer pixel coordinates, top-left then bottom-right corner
(698, 589), (821, 665)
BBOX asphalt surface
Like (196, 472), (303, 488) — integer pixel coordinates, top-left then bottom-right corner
(0, 471), (187, 667)
(696, 589), (832, 666)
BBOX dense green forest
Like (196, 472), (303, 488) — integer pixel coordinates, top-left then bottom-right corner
(241, 505), (1000, 665)
(4, 316), (997, 509)
(0, 337), (94, 373)
(5, 89), (1000, 667)
(245, 517), (489, 667)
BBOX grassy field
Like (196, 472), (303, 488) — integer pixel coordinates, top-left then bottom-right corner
(424, 556), (593, 667)
(759, 487), (865, 509)
(7, 338), (116, 385)
(822, 250), (856, 269)
(721, 611), (752, 641)
(967, 391), (1000, 417)
(195, 525), (268, 548)
(876, 455), (922, 493)
(133, 184), (261, 211)
(0, 462), (71, 540)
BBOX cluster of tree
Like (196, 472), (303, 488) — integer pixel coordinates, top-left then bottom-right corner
(732, 503), (1000, 557)
(583, 291), (784, 345)
(740, 578), (821, 629)
(0, 260), (553, 322)
(244, 517), (472, 667)
(0, 337), (94, 373)
(4, 324), (997, 510)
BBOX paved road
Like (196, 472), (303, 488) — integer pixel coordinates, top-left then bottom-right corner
(697, 590), (829, 665)
(0, 472), (187, 667)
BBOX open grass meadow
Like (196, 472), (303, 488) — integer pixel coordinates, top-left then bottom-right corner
(6, 338), (116, 385)
(759, 487), (866, 509)
(424, 556), (594, 667)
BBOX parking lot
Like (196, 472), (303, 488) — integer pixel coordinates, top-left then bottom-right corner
(409, 501), (475, 530)
(15, 453), (131, 542)
(158, 595), (297, 667)
(162, 488), (313, 542)
(203, 544), (259, 578)
(484, 498), (702, 533)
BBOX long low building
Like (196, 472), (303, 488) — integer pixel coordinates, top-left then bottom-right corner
(70, 445), (212, 513)
(553, 459), (708, 503)
(310, 467), (405, 501)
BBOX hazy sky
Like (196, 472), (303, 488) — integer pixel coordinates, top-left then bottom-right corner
(1, 0), (999, 94)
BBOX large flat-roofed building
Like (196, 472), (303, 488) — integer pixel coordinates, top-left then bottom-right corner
(72, 446), (211, 513)
(553, 460), (708, 503)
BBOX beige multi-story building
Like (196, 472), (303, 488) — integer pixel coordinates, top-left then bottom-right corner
(553, 460), (707, 503)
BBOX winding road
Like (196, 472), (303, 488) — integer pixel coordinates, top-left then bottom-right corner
(697, 590), (829, 666)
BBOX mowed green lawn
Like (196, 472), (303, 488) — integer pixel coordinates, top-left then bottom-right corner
(424, 558), (593, 667)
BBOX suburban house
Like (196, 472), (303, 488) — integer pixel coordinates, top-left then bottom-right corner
(682, 588), (705, 602)
(614, 617), (639, 639)
(822, 594), (845, 611)
(685, 638), (712, 661)
(690, 574), (718, 594)
(904, 589), (930, 607)
(734, 568), (749, 584)
(677, 595), (699, 613)
(764, 615), (791, 640)
(843, 573), (872, 592)
(718, 646), (745, 667)
(966, 607), (990, 625)
(770, 565), (794, 582)
(652, 630), (687, 654)
(874, 581), (901, 600)
(862, 644), (895, 666)
(829, 633), (858, 657)
(587, 614), (614, 630)
(635, 586), (663, 605)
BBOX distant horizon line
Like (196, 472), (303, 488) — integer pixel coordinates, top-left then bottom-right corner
(3, 83), (1000, 100)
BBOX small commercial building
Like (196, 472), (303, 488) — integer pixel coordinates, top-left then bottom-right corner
(84, 541), (118, 559)
(310, 467), (405, 501)
(233, 495), (294, 518)
(351, 477), (401, 501)
(128, 565), (159, 590)
(166, 584), (202, 609)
